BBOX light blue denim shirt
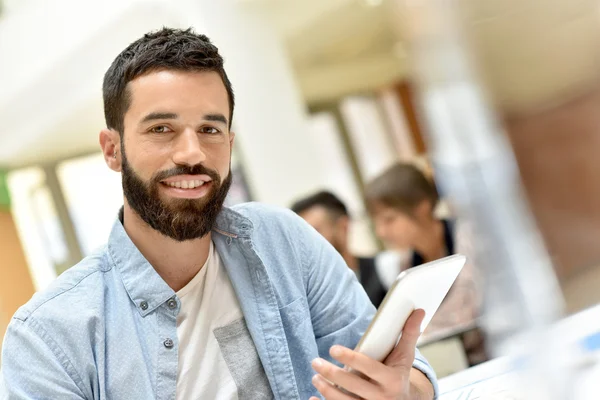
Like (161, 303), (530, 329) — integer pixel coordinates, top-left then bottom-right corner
(1, 203), (438, 399)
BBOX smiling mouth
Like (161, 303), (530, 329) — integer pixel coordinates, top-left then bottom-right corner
(161, 179), (209, 190)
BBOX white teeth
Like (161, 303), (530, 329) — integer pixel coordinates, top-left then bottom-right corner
(166, 180), (206, 189)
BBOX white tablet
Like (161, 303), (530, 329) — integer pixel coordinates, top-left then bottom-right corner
(352, 254), (467, 365)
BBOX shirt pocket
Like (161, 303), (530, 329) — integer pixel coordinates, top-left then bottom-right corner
(278, 297), (310, 328)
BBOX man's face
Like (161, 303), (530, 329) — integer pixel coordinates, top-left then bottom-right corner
(299, 206), (348, 253)
(120, 70), (234, 241)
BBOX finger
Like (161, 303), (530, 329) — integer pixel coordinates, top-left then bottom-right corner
(385, 309), (425, 368)
(328, 346), (390, 384)
(312, 374), (359, 400)
(311, 358), (382, 399)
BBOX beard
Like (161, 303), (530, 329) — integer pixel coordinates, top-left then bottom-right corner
(120, 148), (232, 242)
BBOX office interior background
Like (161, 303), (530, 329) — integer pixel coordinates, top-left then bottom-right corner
(2, 0), (600, 396)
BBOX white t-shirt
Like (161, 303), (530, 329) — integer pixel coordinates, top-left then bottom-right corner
(375, 250), (409, 290)
(175, 242), (273, 400)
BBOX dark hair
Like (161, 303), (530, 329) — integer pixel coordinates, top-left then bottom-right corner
(291, 191), (349, 220)
(102, 27), (235, 135)
(366, 163), (439, 214)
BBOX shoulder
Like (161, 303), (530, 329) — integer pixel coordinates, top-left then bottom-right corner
(13, 248), (111, 323)
(449, 219), (477, 266)
(229, 202), (309, 234)
(226, 201), (334, 270)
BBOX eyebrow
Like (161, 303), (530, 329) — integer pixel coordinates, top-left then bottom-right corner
(140, 112), (178, 124)
(139, 112), (228, 126)
(204, 113), (228, 126)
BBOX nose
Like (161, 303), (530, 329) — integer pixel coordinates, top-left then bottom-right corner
(172, 128), (206, 166)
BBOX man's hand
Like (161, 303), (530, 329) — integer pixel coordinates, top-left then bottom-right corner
(310, 309), (434, 400)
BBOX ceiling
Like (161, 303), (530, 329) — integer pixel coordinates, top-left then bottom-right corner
(0, 0), (406, 168)
(257, 0), (407, 103)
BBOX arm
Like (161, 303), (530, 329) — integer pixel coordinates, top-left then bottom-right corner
(292, 215), (437, 398)
(410, 368), (436, 400)
(0, 317), (87, 399)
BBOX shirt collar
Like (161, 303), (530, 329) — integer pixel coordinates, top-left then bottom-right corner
(108, 206), (254, 316)
(213, 206), (256, 238)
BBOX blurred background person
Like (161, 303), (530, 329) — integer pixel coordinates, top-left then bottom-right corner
(366, 163), (449, 269)
(366, 163), (487, 366)
(291, 191), (387, 307)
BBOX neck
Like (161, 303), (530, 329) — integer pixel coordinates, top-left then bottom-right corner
(122, 202), (211, 292)
(412, 218), (447, 263)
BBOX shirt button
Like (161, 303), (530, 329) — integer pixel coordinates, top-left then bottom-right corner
(167, 298), (177, 309)
(163, 338), (174, 348)
(140, 301), (148, 310)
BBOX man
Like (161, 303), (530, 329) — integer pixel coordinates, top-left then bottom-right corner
(291, 191), (387, 308)
(0, 28), (437, 399)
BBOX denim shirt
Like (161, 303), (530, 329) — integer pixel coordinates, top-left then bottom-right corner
(0, 203), (438, 399)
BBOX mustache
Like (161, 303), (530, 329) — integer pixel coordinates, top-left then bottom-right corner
(152, 164), (221, 183)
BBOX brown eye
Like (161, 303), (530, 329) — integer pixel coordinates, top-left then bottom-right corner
(200, 127), (220, 134)
(150, 125), (171, 134)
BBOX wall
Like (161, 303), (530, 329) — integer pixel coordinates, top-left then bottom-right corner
(458, 0), (600, 286)
(505, 89), (600, 281)
(0, 0), (331, 208)
(0, 211), (35, 348)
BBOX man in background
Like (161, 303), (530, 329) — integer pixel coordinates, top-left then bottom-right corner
(292, 191), (387, 307)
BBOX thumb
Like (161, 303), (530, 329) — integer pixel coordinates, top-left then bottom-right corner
(384, 309), (425, 368)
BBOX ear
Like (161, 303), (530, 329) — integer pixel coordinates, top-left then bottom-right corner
(336, 215), (350, 236)
(99, 129), (122, 172)
(229, 131), (236, 151)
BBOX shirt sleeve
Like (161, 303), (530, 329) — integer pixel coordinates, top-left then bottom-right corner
(292, 214), (439, 398)
(0, 317), (87, 399)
